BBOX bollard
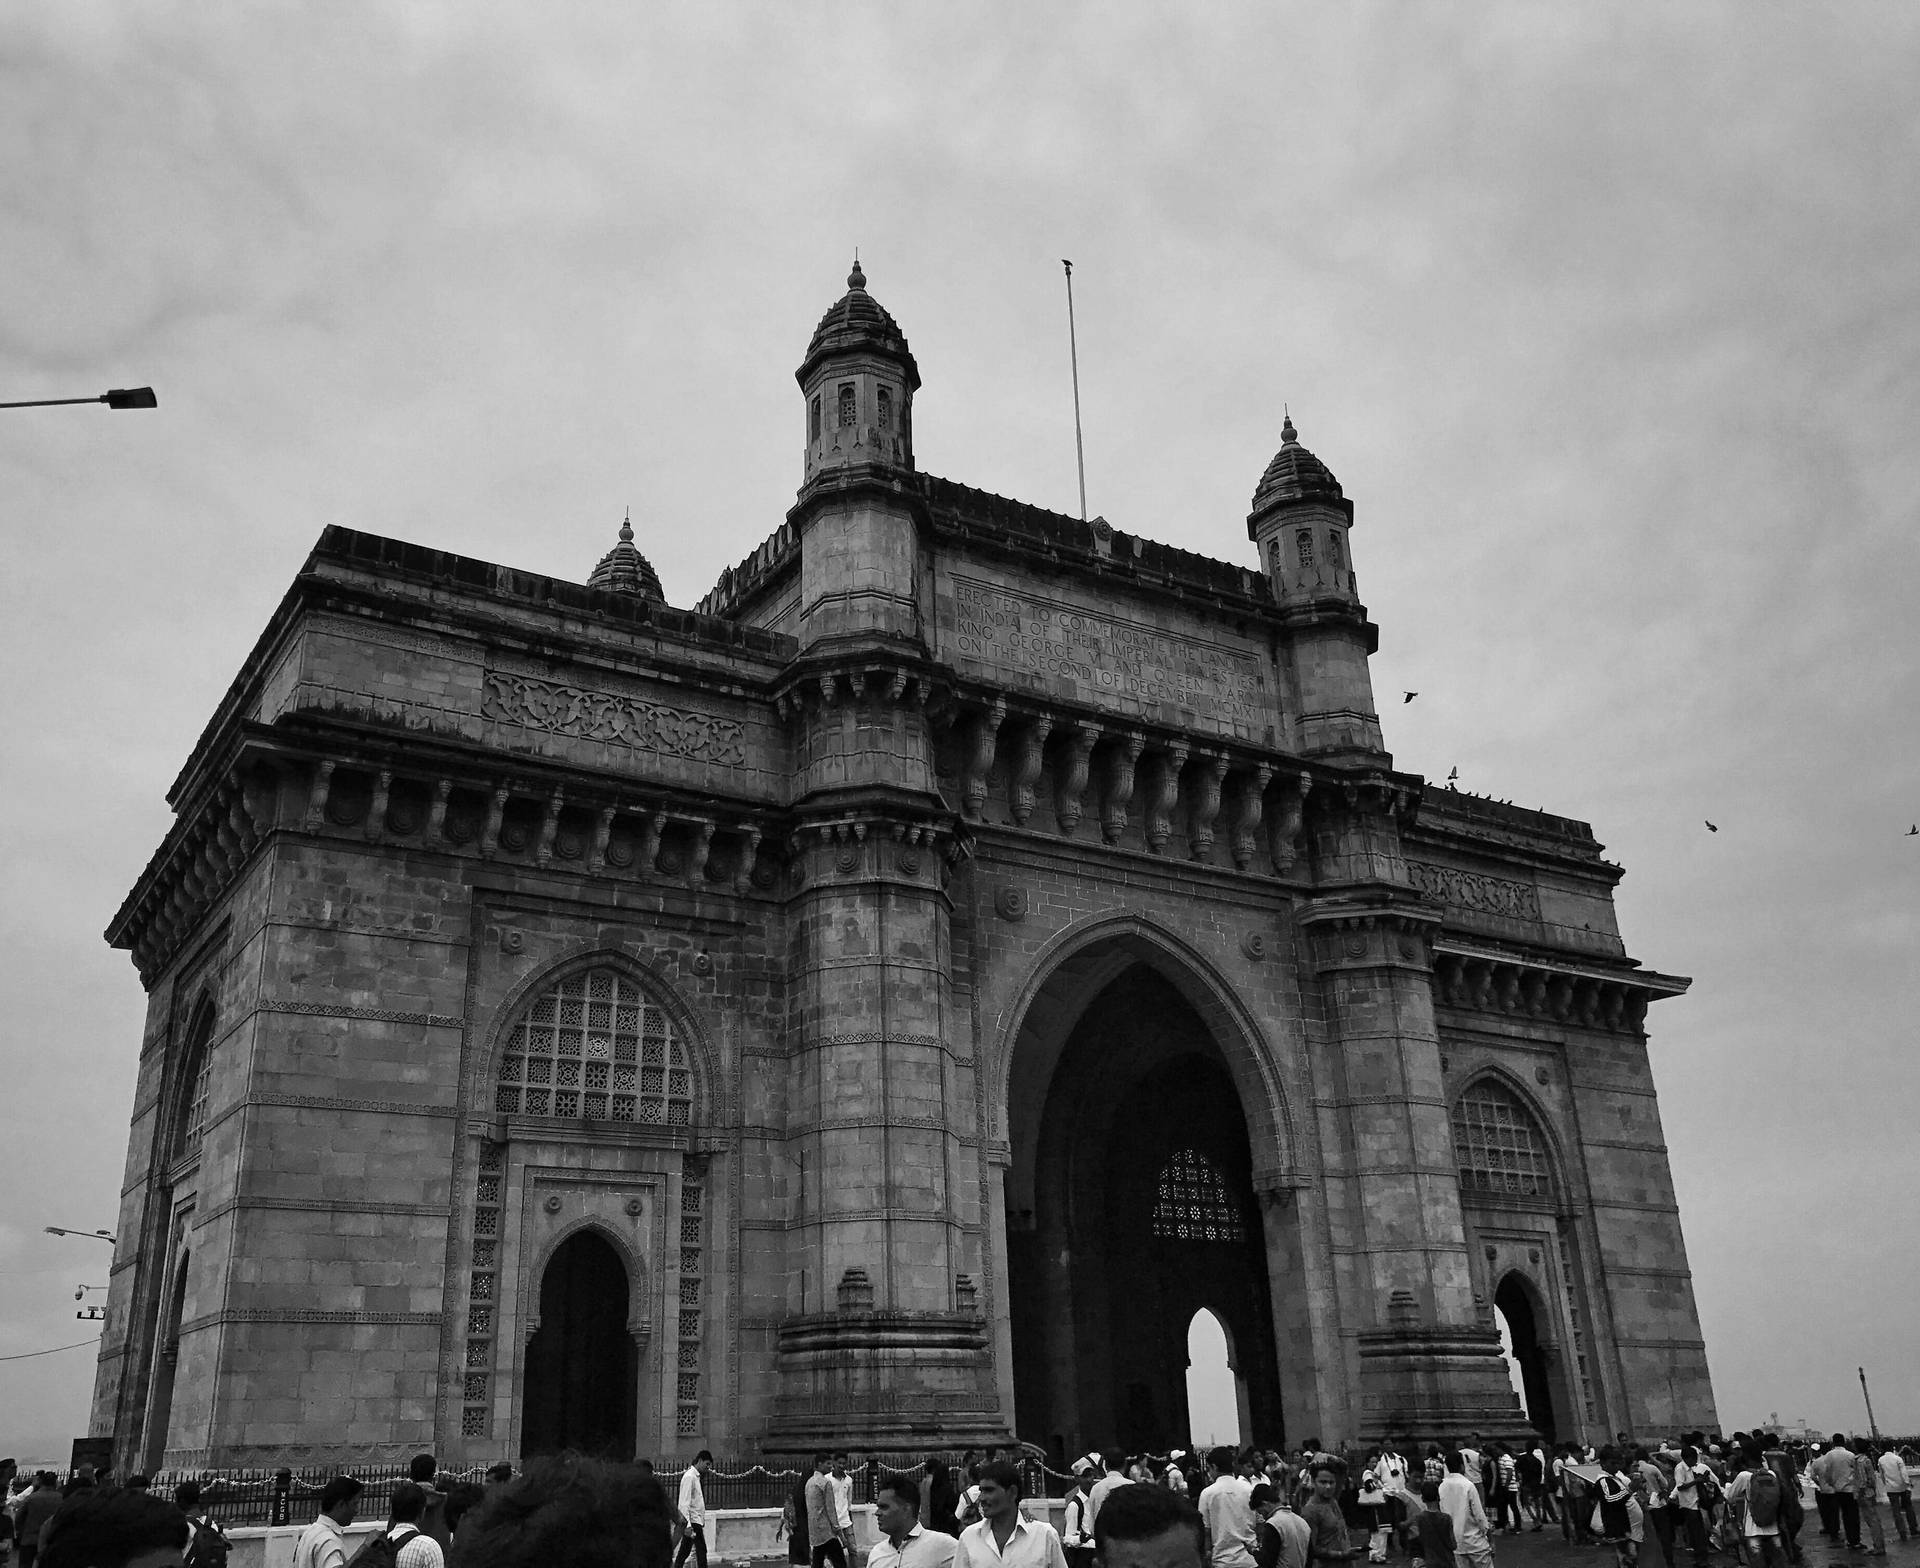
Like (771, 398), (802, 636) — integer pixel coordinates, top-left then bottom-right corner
(271, 1467), (292, 1527)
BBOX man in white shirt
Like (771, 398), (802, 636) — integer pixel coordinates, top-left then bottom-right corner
(953, 1461), (1067, 1568)
(1438, 1452), (1493, 1568)
(676, 1450), (714, 1568)
(1197, 1448), (1257, 1568)
(293, 1476), (363, 1568)
(1879, 1446), (1914, 1542)
(1457, 1440), (1484, 1507)
(870, 1475), (959, 1568)
(832, 1453), (860, 1562)
(1088, 1454), (1132, 1541)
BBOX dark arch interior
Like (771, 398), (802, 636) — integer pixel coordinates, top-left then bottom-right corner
(1494, 1272), (1556, 1441)
(1008, 964), (1280, 1459)
(142, 1252), (191, 1474)
(522, 1230), (637, 1460)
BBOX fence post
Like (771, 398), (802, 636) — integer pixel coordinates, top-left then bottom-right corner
(271, 1468), (292, 1527)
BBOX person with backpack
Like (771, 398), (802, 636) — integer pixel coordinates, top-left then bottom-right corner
(346, 1480), (439, 1568)
(1727, 1443), (1789, 1568)
(1595, 1447), (1644, 1568)
(174, 1480), (230, 1568)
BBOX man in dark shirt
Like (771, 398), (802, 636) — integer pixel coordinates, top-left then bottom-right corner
(16, 1473), (64, 1568)
(1301, 1466), (1357, 1568)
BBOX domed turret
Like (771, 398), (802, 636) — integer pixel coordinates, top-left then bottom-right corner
(1247, 412), (1357, 602)
(586, 510), (665, 602)
(1246, 413), (1383, 759)
(797, 258), (919, 486)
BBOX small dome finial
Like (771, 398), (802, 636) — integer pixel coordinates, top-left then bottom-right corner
(1281, 406), (1297, 445)
(848, 253), (866, 291)
(619, 506), (633, 543)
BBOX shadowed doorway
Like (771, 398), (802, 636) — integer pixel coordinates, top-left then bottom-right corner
(1008, 964), (1281, 1455)
(1494, 1272), (1556, 1441)
(522, 1230), (638, 1459)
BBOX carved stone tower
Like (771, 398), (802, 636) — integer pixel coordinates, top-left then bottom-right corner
(792, 259), (922, 650)
(1249, 416), (1384, 761)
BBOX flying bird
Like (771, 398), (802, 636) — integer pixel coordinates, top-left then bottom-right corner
(1705, 821), (1718, 833)
(1907, 824), (1918, 836)
(1446, 767), (1459, 781)
(1403, 691), (1418, 704)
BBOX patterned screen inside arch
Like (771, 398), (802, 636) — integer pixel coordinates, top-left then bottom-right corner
(1150, 1148), (1246, 1242)
(1453, 1079), (1553, 1198)
(495, 967), (691, 1124)
(176, 1006), (216, 1158)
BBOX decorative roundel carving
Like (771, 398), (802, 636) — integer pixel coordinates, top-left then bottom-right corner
(443, 808), (479, 846)
(1241, 930), (1266, 961)
(898, 850), (921, 877)
(789, 863), (807, 888)
(751, 860), (778, 891)
(326, 783), (368, 827)
(1528, 1247), (1541, 1264)
(1484, 1244), (1497, 1262)
(604, 834), (635, 869)
(657, 849), (684, 876)
(1440, 1055), (1451, 1073)
(835, 847), (859, 874)
(554, 829), (585, 861)
(690, 951), (714, 977)
(995, 886), (1028, 922)
(1397, 938), (1416, 960)
(1535, 1065), (1550, 1085)
(386, 799), (423, 835)
(624, 1197), (644, 1218)
(1343, 934), (1367, 959)
(499, 819), (531, 853)
(543, 1194), (563, 1214)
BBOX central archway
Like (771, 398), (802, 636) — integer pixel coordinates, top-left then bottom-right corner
(1006, 959), (1284, 1457)
(522, 1230), (637, 1459)
(1495, 1272), (1557, 1441)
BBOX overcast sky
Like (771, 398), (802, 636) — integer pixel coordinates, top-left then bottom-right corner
(3, 5), (1916, 1461)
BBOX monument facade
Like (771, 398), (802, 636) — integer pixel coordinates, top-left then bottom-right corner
(93, 263), (1717, 1471)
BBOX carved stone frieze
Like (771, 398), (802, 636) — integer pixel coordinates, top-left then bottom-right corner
(483, 671), (749, 766)
(1408, 862), (1543, 922)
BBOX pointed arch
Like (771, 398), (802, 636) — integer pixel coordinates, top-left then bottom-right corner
(993, 912), (1302, 1199)
(523, 1215), (651, 1337)
(1450, 1070), (1562, 1202)
(169, 994), (219, 1162)
(479, 946), (721, 1129)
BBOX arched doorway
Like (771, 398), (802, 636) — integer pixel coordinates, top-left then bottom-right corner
(1494, 1273), (1556, 1440)
(522, 1230), (637, 1459)
(141, 1251), (190, 1475)
(1007, 961), (1282, 1455)
(1185, 1308), (1243, 1449)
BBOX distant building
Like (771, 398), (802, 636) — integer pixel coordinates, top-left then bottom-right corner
(94, 262), (1716, 1471)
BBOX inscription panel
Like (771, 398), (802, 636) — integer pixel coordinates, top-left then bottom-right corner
(947, 575), (1266, 735)
(483, 671), (749, 765)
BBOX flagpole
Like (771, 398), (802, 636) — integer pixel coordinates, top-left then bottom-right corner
(1860, 1366), (1880, 1440)
(1063, 259), (1087, 522)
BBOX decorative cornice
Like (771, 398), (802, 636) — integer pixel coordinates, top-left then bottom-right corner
(265, 1001), (463, 1029)
(1431, 944), (1687, 1033)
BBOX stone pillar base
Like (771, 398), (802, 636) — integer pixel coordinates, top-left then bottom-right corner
(1355, 1323), (1533, 1446)
(765, 1311), (1012, 1453)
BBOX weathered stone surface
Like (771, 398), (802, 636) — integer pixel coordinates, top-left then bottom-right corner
(93, 273), (1713, 1472)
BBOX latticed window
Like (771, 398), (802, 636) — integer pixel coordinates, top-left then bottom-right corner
(176, 1007), (216, 1158)
(1453, 1079), (1553, 1198)
(495, 968), (691, 1124)
(1150, 1149), (1246, 1242)
(838, 383), (855, 427)
(1295, 528), (1315, 569)
(878, 387), (893, 429)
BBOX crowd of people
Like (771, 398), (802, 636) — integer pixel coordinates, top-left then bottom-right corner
(0, 1431), (1911, 1568)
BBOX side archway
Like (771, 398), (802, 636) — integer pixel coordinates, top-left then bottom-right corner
(521, 1226), (639, 1460)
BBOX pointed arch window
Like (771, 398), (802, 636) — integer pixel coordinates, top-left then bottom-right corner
(1150, 1148), (1246, 1242)
(1453, 1079), (1553, 1198)
(496, 966), (691, 1125)
(838, 383), (856, 428)
(175, 1004), (217, 1159)
(878, 387), (893, 430)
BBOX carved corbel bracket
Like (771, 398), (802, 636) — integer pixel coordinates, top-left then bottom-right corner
(1230, 762), (1272, 872)
(1145, 742), (1188, 855)
(1100, 733), (1146, 846)
(1008, 715), (1053, 827)
(1188, 752), (1229, 861)
(1053, 720), (1100, 836)
(961, 697), (1006, 820)
(1268, 769), (1313, 872)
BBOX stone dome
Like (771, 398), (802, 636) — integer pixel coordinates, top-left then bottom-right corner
(1251, 414), (1345, 513)
(796, 259), (921, 390)
(586, 512), (665, 601)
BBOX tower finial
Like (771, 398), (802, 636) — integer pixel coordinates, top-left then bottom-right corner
(848, 253), (866, 291)
(1281, 406), (1297, 445)
(620, 506), (633, 543)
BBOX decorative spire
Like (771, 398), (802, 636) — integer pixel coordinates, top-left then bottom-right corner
(586, 509), (665, 602)
(1281, 408), (1297, 445)
(848, 255), (866, 291)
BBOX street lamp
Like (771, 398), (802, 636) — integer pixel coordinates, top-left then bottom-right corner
(45, 1226), (117, 1243)
(0, 387), (157, 410)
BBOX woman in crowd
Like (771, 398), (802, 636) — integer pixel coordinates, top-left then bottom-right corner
(1595, 1446), (1645, 1568)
